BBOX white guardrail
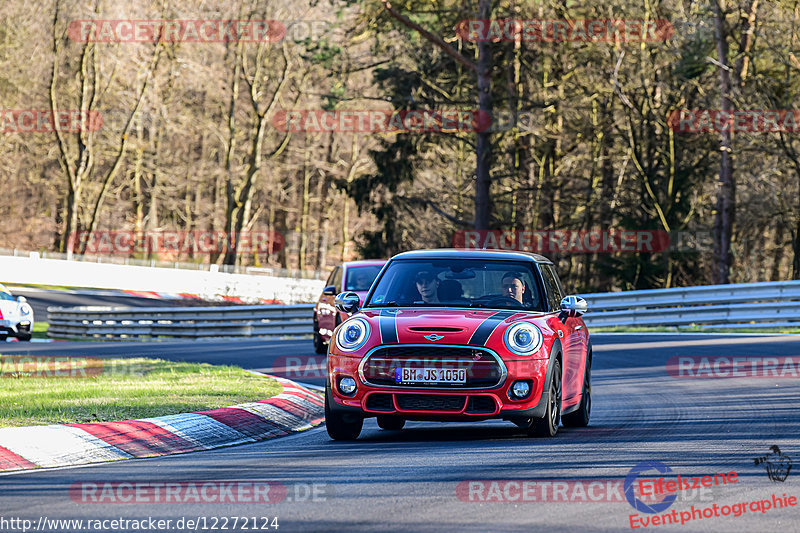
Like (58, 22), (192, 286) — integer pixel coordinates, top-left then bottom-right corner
(580, 280), (800, 329)
(0, 253), (325, 304)
(47, 304), (315, 339)
(46, 280), (800, 340)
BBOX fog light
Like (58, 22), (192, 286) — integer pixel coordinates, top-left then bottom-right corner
(509, 380), (532, 400)
(338, 377), (357, 395)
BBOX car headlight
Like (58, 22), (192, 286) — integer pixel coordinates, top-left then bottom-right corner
(335, 318), (370, 352)
(504, 322), (543, 356)
(20, 304), (32, 316)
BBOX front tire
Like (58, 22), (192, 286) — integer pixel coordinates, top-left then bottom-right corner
(528, 358), (562, 437)
(562, 351), (591, 428)
(377, 415), (405, 431)
(325, 385), (363, 440)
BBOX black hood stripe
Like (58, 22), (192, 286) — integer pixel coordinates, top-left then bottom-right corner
(379, 309), (399, 343)
(468, 310), (517, 346)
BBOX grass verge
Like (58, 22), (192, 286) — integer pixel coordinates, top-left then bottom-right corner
(0, 357), (282, 427)
(591, 326), (800, 334)
(32, 321), (49, 339)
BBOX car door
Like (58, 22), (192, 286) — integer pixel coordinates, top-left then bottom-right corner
(540, 264), (582, 404)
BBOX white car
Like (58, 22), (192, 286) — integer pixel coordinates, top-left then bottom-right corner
(0, 283), (33, 341)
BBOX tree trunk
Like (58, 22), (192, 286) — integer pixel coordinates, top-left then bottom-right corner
(474, 0), (493, 230)
(712, 0), (736, 284)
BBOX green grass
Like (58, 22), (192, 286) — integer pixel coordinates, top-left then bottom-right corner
(591, 326), (800, 334)
(0, 357), (282, 427)
(591, 326), (679, 333)
(8, 282), (79, 291)
(32, 321), (48, 339)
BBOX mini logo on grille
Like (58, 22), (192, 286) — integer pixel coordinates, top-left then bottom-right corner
(423, 334), (444, 341)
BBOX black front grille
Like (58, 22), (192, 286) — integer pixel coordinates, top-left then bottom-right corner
(365, 393), (394, 411)
(362, 346), (503, 388)
(466, 396), (497, 414)
(395, 394), (465, 411)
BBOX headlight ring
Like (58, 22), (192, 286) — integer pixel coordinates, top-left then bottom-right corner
(335, 318), (370, 352)
(504, 322), (543, 356)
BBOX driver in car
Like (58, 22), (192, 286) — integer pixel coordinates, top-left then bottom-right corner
(414, 270), (440, 304)
(350, 269), (373, 291)
(501, 272), (527, 304)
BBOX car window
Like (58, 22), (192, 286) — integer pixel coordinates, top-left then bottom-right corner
(344, 265), (382, 291)
(0, 290), (14, 301)
(325, 267), (337, 287)
(539, 264), (563, 312)
(365, 258), (545, 311)
(331, 267), (343, 292)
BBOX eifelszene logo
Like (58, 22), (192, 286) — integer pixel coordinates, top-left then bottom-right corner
(754, 446), (792, 482)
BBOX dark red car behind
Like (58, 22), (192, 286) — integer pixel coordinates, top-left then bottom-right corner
(313, 260), (386, 353)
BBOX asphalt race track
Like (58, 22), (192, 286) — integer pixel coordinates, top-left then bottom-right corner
(1, 332), (799, 532)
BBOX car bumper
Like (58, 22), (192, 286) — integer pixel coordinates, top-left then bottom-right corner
(0, 318), (32, 338)
(328, 352), (551, 421)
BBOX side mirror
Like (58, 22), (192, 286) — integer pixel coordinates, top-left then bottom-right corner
(17, 296), (27, 303)
(334, 292), (361, 314)
(322, 285), (337, 296)
(560, 295), (587, 317)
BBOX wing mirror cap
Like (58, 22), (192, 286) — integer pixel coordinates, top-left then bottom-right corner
(322, 285), (337, 296)
(334, 292), (361, 314)
(560, 295), (588, 317)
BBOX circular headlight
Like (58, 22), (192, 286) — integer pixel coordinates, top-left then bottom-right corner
(504, 322), (543, 356)
(335, 318), (370, 352)
(20, 304), (32, 316)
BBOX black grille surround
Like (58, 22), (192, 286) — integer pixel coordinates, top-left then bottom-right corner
(362, 392), (500, 415)
(395, 394), (465, 411)
(358, 345), (507, 390)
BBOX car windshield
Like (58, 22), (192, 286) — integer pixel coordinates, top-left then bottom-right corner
(364, 259), (545, 311)
(344, 265), (383, 292)
(0, 290), (15, 302)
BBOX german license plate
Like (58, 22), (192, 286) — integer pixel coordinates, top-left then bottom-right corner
(395, 367), (467, 384)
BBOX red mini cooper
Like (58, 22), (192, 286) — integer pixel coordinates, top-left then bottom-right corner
(325, 249), (591, 440)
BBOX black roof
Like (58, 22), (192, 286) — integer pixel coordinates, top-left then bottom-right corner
(390, 248), (553, 264)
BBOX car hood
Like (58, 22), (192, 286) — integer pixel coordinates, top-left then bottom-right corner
(0, 300), (27, 321)
(359, 307), (548, 347)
